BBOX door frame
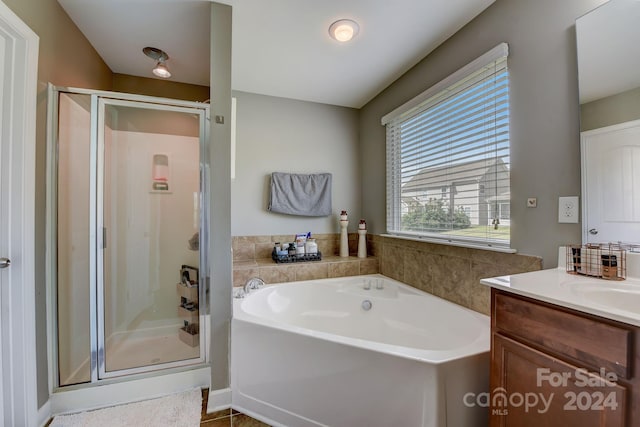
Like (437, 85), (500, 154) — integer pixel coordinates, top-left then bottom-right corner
(0, 1), (39, 426)
(95, 96), (207, 379)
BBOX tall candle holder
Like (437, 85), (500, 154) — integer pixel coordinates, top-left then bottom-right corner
(339, 210), (349, 257)
(357, 219), (367, 258)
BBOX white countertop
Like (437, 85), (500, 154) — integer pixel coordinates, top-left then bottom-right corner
(480, 268), (640, 327)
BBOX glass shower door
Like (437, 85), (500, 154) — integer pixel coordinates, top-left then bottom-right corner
(96, 98), (205, 378)
(56, 92), (93, 386)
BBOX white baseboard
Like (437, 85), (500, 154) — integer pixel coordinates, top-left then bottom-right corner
(37, 399), (52, 427)
(232, 403), (288, 427)
(206, 387), (231, 413)
(50, 366), (210, 417)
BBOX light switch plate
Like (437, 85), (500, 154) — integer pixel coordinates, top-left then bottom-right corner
(558, 196), (579, 223)
(527, 198), (537, 208)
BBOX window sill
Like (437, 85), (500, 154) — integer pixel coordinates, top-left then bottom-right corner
(381, 233), (517, 254)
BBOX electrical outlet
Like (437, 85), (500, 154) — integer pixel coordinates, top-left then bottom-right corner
(558, 196), (579, 223)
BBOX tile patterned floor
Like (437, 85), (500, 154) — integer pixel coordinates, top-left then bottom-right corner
(200, 389), (270, 427)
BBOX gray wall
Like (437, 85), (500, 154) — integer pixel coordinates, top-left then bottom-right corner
(360, 0), (606, 268)
(209, 2), (233, 390)
(581, 86), (640, 131)
(231, 91), (360, 236)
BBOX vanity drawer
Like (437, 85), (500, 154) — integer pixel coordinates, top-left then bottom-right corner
(493, 290), (632, 379)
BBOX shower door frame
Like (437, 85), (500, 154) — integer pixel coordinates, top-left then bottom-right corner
(96, 96), (208, 379)
(47, 86), (210, 387)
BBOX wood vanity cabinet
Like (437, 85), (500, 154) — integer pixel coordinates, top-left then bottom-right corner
(490, 288), (640, 427)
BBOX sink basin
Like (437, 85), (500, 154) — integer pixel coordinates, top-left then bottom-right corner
(561, 280), (640, 314)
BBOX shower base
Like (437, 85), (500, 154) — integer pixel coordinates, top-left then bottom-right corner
(105, 324), (200, 372)
(63, 323), (201, 385)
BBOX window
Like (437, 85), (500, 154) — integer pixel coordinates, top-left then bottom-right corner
(383, 43), (510, 250)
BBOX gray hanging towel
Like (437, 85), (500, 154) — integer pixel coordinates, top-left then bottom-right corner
(268, 172), (332, 216)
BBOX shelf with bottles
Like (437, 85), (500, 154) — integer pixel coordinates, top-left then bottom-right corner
(176, 282), (199, 301)
(179, 323), (199, 347)
(178, 302), (199, 324)
(177, 265), (199, 347)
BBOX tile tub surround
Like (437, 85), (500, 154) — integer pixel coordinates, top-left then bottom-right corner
(232, 233), (360, 262)
(233, 256), (380, 286)
(371, 235), (543, 315)
(231, 233), (541, 316)
(232, 234), (377, 287)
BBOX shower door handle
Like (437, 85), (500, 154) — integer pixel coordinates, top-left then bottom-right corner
(102, 227), (107, 249)
(0, 257), (10, 269)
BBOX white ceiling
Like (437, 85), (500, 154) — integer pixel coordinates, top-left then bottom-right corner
(58, 0), (495, 108)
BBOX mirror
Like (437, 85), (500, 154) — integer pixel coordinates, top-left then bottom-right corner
(577, 0), (640, 244)
(577, 0), (640, 132)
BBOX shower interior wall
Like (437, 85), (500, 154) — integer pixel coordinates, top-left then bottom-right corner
(103, 107), (201, 339)
(57, 93), (201, 385)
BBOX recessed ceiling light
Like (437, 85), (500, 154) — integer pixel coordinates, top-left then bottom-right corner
(329, 19), (359, 43)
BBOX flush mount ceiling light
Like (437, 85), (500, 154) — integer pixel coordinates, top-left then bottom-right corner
(143, 46), (171, 78)
(329, 19), (359, 42)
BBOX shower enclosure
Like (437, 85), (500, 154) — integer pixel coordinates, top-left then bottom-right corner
(49, 87), (209, 387)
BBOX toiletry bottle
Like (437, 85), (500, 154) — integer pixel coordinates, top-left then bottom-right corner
(305, 238), (318, 254)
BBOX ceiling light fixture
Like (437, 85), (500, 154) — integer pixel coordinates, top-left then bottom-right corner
(152, 61), (171, 78)
(329, 19), (359, 42)
(143, 46), (171, 79)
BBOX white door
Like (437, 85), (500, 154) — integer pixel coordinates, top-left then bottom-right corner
(0, 1), (39, 425)
(582, 119), (640, 244)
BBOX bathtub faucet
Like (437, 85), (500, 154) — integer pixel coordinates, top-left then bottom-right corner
(364, 278), (384, 290)
(244, 277), (265, 294)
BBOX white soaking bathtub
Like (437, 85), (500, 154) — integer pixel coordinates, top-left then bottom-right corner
(231, 274), (490, 427)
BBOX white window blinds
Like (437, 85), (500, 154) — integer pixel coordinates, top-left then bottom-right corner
(383, 43), (510, 250)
